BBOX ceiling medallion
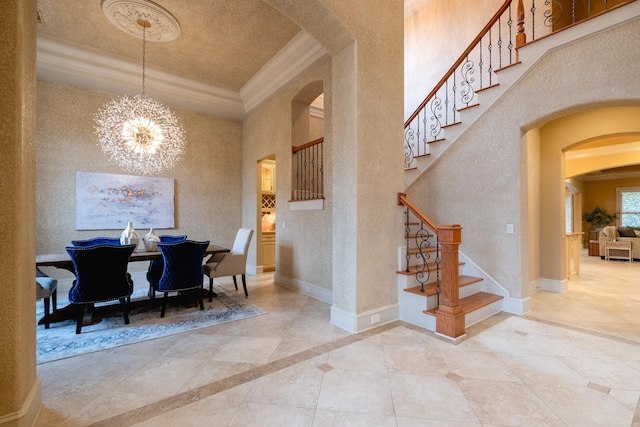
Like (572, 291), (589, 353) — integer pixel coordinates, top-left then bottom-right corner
(101, 0), (181, 42)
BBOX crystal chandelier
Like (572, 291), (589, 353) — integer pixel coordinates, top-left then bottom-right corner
(94, 15), (185, 175)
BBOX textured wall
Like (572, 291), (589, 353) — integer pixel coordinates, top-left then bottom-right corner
(36, 81), (243, 279)
(407, 17), (640, 298)
(0, 0), (39, 421)
(242, 59), (334, 291)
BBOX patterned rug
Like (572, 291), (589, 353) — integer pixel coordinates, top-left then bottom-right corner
(36, 285), (265, 364)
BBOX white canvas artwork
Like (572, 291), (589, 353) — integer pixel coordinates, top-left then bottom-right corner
(75, 171), (175, 230)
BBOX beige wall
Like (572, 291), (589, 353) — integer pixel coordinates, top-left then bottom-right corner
(242, 60), (334, 292)
(36, 81), (244, 280)
(407, 17), (640, 298)
(582, 176), (640, 229)
(404, 0), (504, 118)
(0, 0), (40, 424)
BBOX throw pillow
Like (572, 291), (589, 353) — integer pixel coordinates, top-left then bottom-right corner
(602, 226), (617, 238)
(617, 227), (636, 237)
(635, 230), (640, 237)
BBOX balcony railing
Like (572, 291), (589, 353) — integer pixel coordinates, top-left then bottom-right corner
(292, 137), (324, 201)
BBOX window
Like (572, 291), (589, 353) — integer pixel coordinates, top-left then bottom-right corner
(618, 187), (640, 227)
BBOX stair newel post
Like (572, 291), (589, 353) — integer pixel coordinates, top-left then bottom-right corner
(516, 0), (526, 60)
(435, 224), (465, 339)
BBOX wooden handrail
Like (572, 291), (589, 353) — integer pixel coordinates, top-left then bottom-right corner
(292, 137), (324, 153)
(404, 0), (513, 128)
(398, 193), (439, 235)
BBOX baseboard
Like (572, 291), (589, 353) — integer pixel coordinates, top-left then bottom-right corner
(539, 278), (568, 292)
(0, 377), (41, 427)
(502, 296), (532, 315)
(274, 274), (332, 304)
(330, 304), (399, 333)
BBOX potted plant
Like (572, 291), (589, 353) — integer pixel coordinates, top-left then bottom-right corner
(583, 206), (617, 230)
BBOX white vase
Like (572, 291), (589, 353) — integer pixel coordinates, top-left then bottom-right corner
(120, 221), (141, 250)
(143, 228), (160, 252)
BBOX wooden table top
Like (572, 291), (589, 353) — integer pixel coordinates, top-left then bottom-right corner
(36, 244), (230, 269)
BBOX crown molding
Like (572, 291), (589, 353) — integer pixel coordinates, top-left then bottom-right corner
(240, 31), (328, 114)
(36, 30), (327, 120)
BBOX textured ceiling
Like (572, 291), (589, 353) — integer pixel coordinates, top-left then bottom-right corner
(36, 0), (301, 90)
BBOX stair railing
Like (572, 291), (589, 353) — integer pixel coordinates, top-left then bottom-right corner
(398, 193), (464, 337)
(404, 0), (636, 170)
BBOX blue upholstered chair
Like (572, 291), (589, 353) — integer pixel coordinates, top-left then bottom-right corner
(65, 244), (136, 334)
(146, 235), (187, 299)
(70, 237), (121, 247)
(36, 267), (57, 329)
(152, 240), (209, 318)
(202, 228), (253, 299)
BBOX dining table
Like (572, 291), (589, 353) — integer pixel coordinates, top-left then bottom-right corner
(35, 243), (230, 326)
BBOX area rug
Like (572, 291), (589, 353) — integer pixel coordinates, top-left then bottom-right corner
(36, 285), (266, 364)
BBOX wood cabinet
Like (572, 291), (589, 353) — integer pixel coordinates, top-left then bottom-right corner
(261, 160), (276, 194)
(262, 232), (275, 271)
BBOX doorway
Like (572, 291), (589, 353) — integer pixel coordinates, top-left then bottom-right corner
(258, 156), (276, 272)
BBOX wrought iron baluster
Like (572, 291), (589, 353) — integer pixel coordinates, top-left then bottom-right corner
(531, 0), (536, 40)
(572, 0), (576, 23)
(460, 54), (476, 106)
(488, 27), (493, 86)
(405, 209), (411, 273)
(604, 0), (608, 10)
(479, 38), (483, 89)
(498, 16), (503, 69)
(319, 143), (323, 197)
(544, 0), (562, 30)
(404, 125), (415, 168)
(414, 220), (432, 293)
(445, 79), (449, 126)
(429, 94), (443, 140)
(508, 3), (514, 64)
(452, 73), (457, 123)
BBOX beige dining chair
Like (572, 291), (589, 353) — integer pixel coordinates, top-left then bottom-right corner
(202, 228), (254, 300)
(36, 268), (58, 329)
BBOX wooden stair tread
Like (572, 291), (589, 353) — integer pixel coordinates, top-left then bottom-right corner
(459, 275), (482, 287)
(423, 292), (503, 316)
(404, 282), (438, 296)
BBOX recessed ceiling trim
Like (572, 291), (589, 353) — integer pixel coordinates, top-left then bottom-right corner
(36, 35), (244, 119)
(36, 30), (327, 120)
(564, 141), (640, 160)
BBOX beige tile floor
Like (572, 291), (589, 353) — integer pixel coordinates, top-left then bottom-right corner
(35, 250), (640, 426)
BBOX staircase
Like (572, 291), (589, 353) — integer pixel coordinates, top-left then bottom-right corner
(397, 195), (504, 338)
(398, 0), (640, 338)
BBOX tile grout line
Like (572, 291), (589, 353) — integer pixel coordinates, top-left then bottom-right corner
(85, 321), (403, 427)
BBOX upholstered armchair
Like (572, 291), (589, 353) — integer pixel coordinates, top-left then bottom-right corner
(153, 240), (210, 317)
(202, 228), (254, 300)
(146, 235), (187, 299)
(66, 244), (136, 334)
(36, 267), (57, 329)
(70, 237), (121, 247)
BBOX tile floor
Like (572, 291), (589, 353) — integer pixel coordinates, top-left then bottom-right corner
(35, 251), (640, 426)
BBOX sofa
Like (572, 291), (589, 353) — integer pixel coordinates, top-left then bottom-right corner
(598, 226), (640, 259)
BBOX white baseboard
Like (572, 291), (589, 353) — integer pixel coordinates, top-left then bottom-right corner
(274, 274), (332, 304)
(539, 278), (568, 293)
(330, 304), (400, 333)
(0, 377), (41, 427)
(502, 296), (532, 315)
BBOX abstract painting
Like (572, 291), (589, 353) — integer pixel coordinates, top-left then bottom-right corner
(75, 171), (175, 230)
